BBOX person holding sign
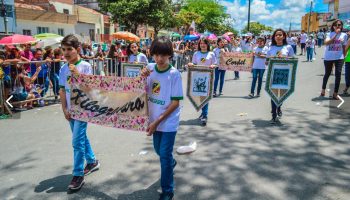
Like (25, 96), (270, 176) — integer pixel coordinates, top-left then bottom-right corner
(266, 29), (295, 124)
(213, 37), (228, 97)
(230, 38), (243, 80)
(321, 20), (348, 99)
(141, 36), (183, 200)
(249, 37), (269, 98)
(188, 38), (217, 126)
(127, 42), (149, 64)
(58, 35), (100, 191)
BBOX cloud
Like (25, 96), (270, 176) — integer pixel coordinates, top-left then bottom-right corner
(220, 0), (312, 32)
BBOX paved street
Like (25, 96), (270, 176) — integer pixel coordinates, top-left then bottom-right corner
(1, 49), (350, 200)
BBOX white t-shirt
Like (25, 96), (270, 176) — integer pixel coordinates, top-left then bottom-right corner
(231, 46), (243, 53)
(129, 53), (148, 64)
(267, 45), (295, 58)
(306, 39), (316, 48)
(287, 37), (296, 46)
(213, 47), (228, 66)
(59, 60), (93, 109)
(317, 32), (325, 39)
(300, 33), (308, 43)
(253, 46), (269, 69)
(146, 63), (183, 132)
(192, 51), (217, 66)
(324, 32), (348, 61)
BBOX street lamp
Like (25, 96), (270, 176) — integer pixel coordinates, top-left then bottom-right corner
(247, 0), (251, 32)
(307, 0), (313, 34)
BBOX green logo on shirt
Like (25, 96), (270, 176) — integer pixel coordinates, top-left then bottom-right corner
(149, 96), (165, 105)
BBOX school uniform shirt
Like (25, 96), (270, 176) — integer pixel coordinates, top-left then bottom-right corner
(213, 47), (228, 66)
(267, 45), (295, 58)
(192, 51), (217, 67)
(324, 32), (348, 61)
(59, 60), (92, 109)
(287, 37), (296, 46)
(230, 46), (243, 53)
(252, 46), (269, 69)
(146, 63), (183, 132)
(317, 32), (325, 39)
(128, 52), (148, 64)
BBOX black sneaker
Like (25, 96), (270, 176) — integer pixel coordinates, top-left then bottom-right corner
(277, 110), (282, 118)
(84, 160), (100, 175)
(248, 93), (254, 98)
(201, 117), (207, 126)
(68, 176), (85, 190)
(256, 93), (260, 97)
(270, 117), (279, 124)
(159, 192), (174, 200)
(213, 92), (218, 97)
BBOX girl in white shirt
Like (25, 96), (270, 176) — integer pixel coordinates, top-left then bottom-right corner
(188, 38), (216, 126)
(127, 42), (149, 64)
(266, 29), (295, 124)
(321, 19), (348, 99)
(213, 37), (229, 97)
(306, 35), (316, 62)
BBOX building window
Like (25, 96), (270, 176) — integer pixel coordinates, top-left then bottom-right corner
(37, 27), (49, 34)
(104, 27), (110, 35)
(58, 28), (64, 36)
(23, 30), (31, 36)
(89, 29), (95, 42)
(63, 9), (69, 14)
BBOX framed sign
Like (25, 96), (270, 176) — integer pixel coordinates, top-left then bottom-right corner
(121, 63), (144, 77)
(265, 58), (298, 107)
(69, 74), (149, 132)
(219, 52), (254, 71)
(187, 66), (214, 111)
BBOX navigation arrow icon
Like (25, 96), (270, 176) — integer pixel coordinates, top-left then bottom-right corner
(337, 95), (344, 108)
(6, 95), (13, 108)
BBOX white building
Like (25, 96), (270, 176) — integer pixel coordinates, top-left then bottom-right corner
(0, 0), (16, 34)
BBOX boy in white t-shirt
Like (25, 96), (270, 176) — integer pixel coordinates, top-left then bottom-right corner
(58, 34), (100, 191)
(141, 36), (183, 200)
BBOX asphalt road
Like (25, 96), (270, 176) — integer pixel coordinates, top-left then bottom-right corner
(1, 47), (350, 200)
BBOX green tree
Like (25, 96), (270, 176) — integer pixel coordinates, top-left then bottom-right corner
(98, 0), (150, 34)
(147, 0), (174, 37)
(242, 22), (273, 36)
(180, 0), (228, 33)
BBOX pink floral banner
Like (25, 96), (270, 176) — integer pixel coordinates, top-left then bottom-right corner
(219, 52), (254, 71)
(69, 74), (149, 132)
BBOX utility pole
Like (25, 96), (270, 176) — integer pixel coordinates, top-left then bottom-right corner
(289, 20), (292, 33)
(1, 0), (8, 34)
(307, 0), (313, 34)
(247, 0), (251, 32)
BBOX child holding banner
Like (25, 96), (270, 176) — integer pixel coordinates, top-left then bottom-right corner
(58, 34), (100, 191)
(213, 37), (228, 97)
(127, 42), (149, 64)
(188, 38), (217, 126)
(230, 39), (242, 80)
(266, 29), (295, 124)
(249, 37), (269, 98)
(141, 36), (183, 200)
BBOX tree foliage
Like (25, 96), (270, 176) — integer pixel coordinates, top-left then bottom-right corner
(242, 22), (273, 35)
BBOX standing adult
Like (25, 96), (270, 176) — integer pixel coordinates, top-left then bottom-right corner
(321, 19), (348, 99)
(299, 30), (308, 55)
(317, 30), (325, 47)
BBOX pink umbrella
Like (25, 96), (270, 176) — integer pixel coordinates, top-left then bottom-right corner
(0, 34), (37, 45)
(207, 34), (217, 40)
(222, 34), (231, 42)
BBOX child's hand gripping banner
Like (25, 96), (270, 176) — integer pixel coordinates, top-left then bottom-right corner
(219, 52), (254, 71)
(69, 74), (149, 132)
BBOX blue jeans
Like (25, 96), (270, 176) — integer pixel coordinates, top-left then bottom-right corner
(306, 47), (314, 61)
(153, 131), (177, 193)
(345, 62), (350, 88)
(318, 38), (323, 47)
(69, 119), (96, 176)
(291, 45), (297, 55)
(201, 103), (209, 118)
(50, 73), (60, 96)
(250, 69), (265, 94)
(214, 68), (226, 93)
(234, 71), (239, 78)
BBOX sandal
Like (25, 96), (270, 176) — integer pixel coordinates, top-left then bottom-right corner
(332, 93), (340, 100)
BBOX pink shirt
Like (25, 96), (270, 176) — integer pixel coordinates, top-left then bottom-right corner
(21, 50), (33, 72)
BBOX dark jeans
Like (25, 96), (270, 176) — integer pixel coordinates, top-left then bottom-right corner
(214, 68), (226, 93)
(271, 99), (282, 119)
(345, 62), (350, 88)
(201, 103), (209, 118)
(318, 38), (323, 47)
(250, 69), (265, 94)
(50, 72), (60, 96)
(291, 45), (297, 55)
(234, 71), (239, 78)
(153, 131), (176, 193)
(322, 59), (344, 93)
(306, 47), (314, 61)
